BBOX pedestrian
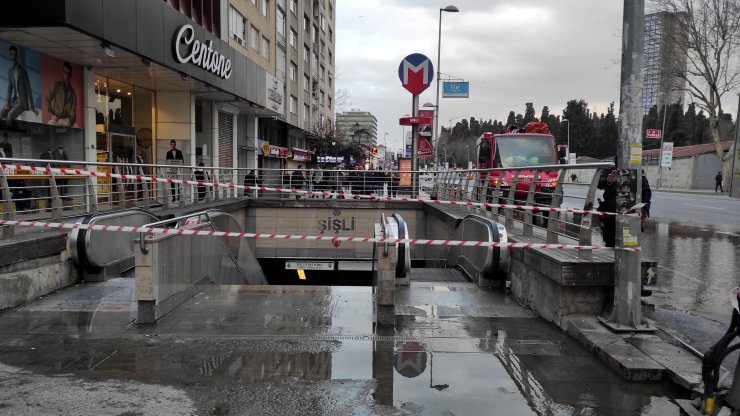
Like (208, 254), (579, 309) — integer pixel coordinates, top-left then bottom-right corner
(598, 162), (653, 247)
(166, 140), (184, 201)
(715, 171), (723, 193)
(194, 163), (208, 200)
(243, 169), (258, 198)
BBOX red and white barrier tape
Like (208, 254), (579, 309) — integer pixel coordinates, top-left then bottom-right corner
(0, 163), (632, 218)
(0, 219), (640, 252)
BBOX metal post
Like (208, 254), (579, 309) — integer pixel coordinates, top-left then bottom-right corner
(603, 0), (651, 332)
(411, 95), (420, 197)
(434, 8), (443, 169)
(657, 96), (668, 188)
(730, 93), (740, 198)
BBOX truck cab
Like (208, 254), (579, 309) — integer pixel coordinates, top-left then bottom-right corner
(477, 122), (559, 206)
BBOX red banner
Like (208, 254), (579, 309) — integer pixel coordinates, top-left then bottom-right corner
(417, 109), (434, 157)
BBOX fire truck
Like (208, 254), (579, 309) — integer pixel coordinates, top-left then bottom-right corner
(476, 122), (560, 208)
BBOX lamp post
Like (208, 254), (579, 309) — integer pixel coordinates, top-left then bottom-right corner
(657, 92), (669, 189)
(433, 5), (460, 169)
(383, 132), (389, 168)
(562, 118), (570, 160)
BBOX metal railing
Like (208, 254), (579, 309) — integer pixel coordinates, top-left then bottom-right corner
(2, 157), (614, 251)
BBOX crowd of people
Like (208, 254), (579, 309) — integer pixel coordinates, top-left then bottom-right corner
(244, 164), (402, 199)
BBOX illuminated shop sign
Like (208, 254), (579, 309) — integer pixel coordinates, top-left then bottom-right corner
(173, 24), (232, 79)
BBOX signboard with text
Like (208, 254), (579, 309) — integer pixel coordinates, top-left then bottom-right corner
(646, 129), (662, 140)
(442, 81), (469, 98)
(660, 142), (674, 167)
(417, 109), (434, 157)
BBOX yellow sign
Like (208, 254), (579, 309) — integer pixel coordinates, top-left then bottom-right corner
(629, 144), (642, 166)
(622, 226), (638, 246)
(398, 159), (412, 187)
(261, 141), (271, 156)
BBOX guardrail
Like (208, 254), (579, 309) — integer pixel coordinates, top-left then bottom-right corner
(2, 157), (614, 250)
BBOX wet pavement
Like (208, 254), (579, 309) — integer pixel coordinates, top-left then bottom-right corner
(641, 221), (740, 371)
(0, 277), (684, 415)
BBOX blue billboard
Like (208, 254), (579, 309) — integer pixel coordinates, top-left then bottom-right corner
(442, 81), (469, 98)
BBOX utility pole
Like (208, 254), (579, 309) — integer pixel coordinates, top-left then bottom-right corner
(730, 93), (740, 198)
(657, 93), (668, 188)
(602, 0), (651, 332)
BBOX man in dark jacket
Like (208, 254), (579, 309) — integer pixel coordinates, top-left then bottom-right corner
(715, 171), (723, 192)
(597, 165), (652, 247)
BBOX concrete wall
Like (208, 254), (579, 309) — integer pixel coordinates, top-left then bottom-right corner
(136, 222), (246, 323)
(644, 153), (722, 189)
(0, 253), (76, 311)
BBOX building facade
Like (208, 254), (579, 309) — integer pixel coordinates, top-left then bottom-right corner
(0, 0), (335, 188)
(642, 11), (688, 114)
(336, 110), (377, 149)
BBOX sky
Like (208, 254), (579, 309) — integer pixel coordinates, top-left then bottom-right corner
(335, 0), (739, 153)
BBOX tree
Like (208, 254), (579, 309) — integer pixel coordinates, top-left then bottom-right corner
(651, 0), (740, 178)
(523, 102), (537, 125)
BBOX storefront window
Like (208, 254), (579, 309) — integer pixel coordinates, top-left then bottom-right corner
(195, 98), (213, 166)
(94, 75), (154, 165)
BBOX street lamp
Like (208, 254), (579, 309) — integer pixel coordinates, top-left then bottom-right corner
(383, 132), (389, 168)
(562, 118), (570, 158)
(433, 5), (460, 169)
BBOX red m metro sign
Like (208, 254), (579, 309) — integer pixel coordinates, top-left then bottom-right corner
(398, 53), (434, 95)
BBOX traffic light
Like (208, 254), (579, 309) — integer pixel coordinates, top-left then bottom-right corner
(371, 147), (378, 156)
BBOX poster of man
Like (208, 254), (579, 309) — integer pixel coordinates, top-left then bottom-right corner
(41, 54), (83, 128)
(0, 41), (41, 125)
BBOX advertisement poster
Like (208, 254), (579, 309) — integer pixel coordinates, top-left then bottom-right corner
(40, 54), (84, 128)
(398, 158), (412, 187)
(417, 109), (433, 157)
(0, 41), (41, 125)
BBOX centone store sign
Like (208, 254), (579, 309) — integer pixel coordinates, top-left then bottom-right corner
(173, 24), (232, 79)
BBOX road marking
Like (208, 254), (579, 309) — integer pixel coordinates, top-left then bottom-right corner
(682, 203), (726, 211)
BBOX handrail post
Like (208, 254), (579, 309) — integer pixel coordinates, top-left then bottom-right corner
(47, 165), (62, 220)
(579, 168), (602, 259)
(504, 171), (519, 228)
(1, 170), (15, 239)
(523, 170), (540, 237)
(546, 170), (568, 244)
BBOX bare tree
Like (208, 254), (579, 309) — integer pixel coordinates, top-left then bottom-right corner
(651, 0), (740, 177)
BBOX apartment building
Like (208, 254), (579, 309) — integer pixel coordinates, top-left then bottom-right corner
(336, 111), (378, 149)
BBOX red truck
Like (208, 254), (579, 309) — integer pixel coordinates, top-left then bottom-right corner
(476, 122), (560, 207)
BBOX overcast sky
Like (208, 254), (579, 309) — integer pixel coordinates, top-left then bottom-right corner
(335, 0), (739, 152)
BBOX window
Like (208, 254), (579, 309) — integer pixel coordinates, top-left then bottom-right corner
(328, 96), (332, 109)
(250, 26), (259, 51)
(304, 14), (310, 32)
(328, 51), (332, 64)
(262, 0), (269, 17)
(320, 14), (326, 32)
(290, 95), (297, 114)
(303, 74), (310, 91)
(320, 40), (325, 57)
(328, 73), (332, 87)
(328, 3), (333, 18)
(328, 27), (333, 42)
(289, 61), (297, 81)
(320, 89), (324, 106)
(303, 104), (309, 121)
(251, 0), (256, 5)
(277, 48), (286, 80)
(303, 44), (310, 63)
(261, 37), (270, 60)
(319, 65), (325, 81)
(289, 28), (297, 49)
(290, 0), (297, 15)
(228, 6), (247, 47)
(276, 9), (286, 45)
